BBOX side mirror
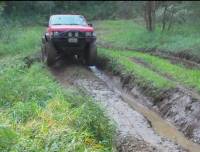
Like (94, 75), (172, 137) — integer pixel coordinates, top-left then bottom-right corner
(88, 23), (93, 27)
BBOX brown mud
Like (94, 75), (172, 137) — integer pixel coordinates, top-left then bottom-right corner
(131, 56), (200, 144)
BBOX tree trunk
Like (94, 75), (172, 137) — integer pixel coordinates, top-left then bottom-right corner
(167, 6), (175, 31)
(162, 5), (168, 32)
(144, 1), (156, 31)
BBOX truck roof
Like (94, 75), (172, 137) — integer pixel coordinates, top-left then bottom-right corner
(50, 14), (82, 17)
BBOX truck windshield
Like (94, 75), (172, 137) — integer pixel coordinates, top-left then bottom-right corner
(49, 15), (87, 26)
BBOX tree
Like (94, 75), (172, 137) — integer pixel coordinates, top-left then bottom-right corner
(144, 1), (156, 31)
(156, 1), (189, 32)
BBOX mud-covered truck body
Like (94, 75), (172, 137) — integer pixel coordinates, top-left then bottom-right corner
(41, 14), (97, 66)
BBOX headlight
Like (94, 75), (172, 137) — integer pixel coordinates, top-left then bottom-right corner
(68, 32), (72, 37)
(92, 32), (96, 37)
(53, 31), (60, 37)
(85, 32), (92, 37)
(48, 32), (53, 37)
(75, 32), (79, 37)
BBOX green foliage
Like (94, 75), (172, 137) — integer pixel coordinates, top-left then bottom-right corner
(1, 1), (200, 26)
(0, 1), (164, 23)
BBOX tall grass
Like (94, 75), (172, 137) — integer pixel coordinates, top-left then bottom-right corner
(0, 58), (115, 151)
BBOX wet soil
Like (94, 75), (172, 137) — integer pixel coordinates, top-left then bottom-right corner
(49, 60), (189, 152)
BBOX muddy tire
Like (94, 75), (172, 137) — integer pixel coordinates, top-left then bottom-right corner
(41, 44), (46, 63)
(85, 42), (97, 66)
(41, 42), (57, 66)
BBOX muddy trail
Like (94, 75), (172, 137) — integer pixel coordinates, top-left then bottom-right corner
(46, 59), (200, 152)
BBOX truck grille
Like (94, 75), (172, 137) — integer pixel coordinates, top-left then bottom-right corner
(58, 31), (85, 38)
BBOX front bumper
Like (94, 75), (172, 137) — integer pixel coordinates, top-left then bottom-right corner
(53, 36), (95, 48)
(43, 31), (96, 55)
(51, 37), (96, 56)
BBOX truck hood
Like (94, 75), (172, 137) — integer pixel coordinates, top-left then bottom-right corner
(48, 25), (94, 32)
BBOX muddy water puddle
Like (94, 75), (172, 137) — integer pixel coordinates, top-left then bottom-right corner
(50, 63), (200, 152)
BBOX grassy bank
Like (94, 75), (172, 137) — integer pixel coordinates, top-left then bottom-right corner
(98, 48), (173, 90)
(0, 26), (115, 151)
(95, 20), (200, 62)
(98, 47), (200, 94)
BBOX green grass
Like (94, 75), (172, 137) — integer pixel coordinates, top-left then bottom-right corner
(0, 25), (116, 151)
(98, 47), (200, 93)
(95, 20), (200, 59)
(98, 48), (173, 90)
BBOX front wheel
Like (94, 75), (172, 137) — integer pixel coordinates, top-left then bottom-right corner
(41, 42), (57, 66)
(85, 43), (97, 66)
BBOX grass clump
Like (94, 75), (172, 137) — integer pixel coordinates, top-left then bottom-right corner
(0, 126), (18, 151)
(10, 101), (41, 123)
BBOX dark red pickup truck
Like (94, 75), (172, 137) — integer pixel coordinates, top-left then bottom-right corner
(41, 14), (97, 66)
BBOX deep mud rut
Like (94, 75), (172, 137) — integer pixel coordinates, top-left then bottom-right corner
(49, 61), (199, 152)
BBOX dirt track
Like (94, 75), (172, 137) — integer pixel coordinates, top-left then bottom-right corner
(46, 59), (200, 152)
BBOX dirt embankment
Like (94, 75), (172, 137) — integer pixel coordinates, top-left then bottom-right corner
(131, 57), (200, 144)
